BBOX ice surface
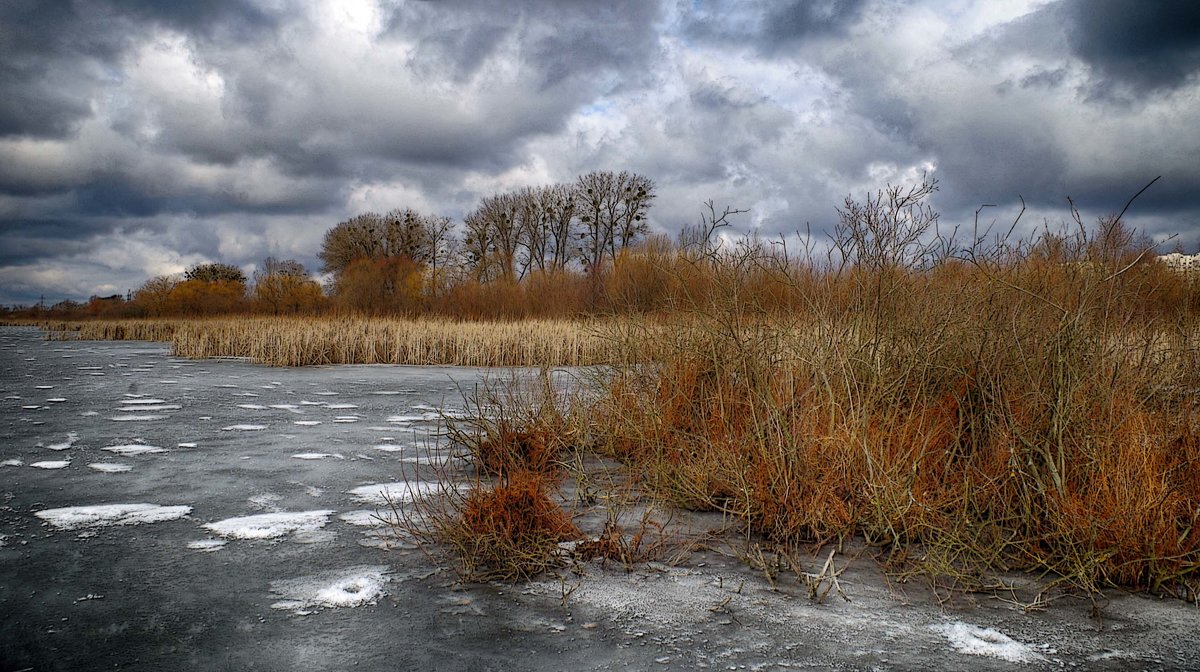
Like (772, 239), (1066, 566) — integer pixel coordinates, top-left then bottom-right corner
(203, 510), (334, 540)
(371, 443), (406, 452)
(30, 460), (70, 469)
(293, 420), (322, 426)
(931, 622), (1045, 663)
(325, 403), (359, 409)
(103, 444), (167, 455)
(269, 565), (391, 613)
(35, 504), (193, 530)
(347, 481), (449, 505)
(222, 424), (268, 431)
(109, 414), (168, 421)
(178, 442), (198, 448)
(118, 398), (167, 405)
(46, 398), (67, 403)
(291, 453), (343, 460)
(237, 404), (268, 410)
(88, 463), (133, 473)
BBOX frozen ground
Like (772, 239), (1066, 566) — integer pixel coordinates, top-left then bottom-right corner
(2, 325), (1199, 671)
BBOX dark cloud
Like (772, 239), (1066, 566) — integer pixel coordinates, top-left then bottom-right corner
(1064, 0), (1200, 94)
(1, 0), (1199, 305)
(762, 0), (868, 44)
(682, 0), (866, 52)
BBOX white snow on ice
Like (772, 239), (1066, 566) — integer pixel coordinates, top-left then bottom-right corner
(47, 432), (79, 450)
(222, 424), (267, 431)
(35, 504), (192, 530)
(109, 414), (167, 421)
(203, 510), (334, 540)
(103, 444), (166, 455)
(237, 404), (268, 410)
(339, 510), (399, 527)
(931, 622), (1045, 663)
(325, 403), (359, 409)
(293, 420), (322, 426)
(347, 481), (450, 505)
(291, 453), (343, 460)
(88, 463), (133, 473)
(371, 443), (406, 452)
(2, 459), (23, 467)
(270, 565), (391, 613)
(118, 398), (167, 405)
(30, 460), (70, 469)
(116, 404), (181, 412)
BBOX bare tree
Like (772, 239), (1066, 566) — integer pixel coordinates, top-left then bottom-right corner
(185, 262), (247, 284)
(253, 258), (321, 315)
(464, 193), (525, 281)
(574, 170), (656, 273)
(319, 213), (386, 275)
(542, 183), (577, 272)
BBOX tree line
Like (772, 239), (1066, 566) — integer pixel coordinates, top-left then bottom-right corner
(7, 170), (659, 320)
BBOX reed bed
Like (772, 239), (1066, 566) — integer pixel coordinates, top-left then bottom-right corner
(40, 317), (618, 367)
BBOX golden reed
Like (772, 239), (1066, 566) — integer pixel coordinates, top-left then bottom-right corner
(39, 317), (617, 367)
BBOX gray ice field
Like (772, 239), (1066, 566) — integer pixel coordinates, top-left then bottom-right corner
(2, 325), (1199, 671)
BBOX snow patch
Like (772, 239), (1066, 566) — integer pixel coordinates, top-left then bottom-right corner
(325, 403), (359, 409)
(109, 414), (167, 421)
(187, 539), (228, 552)
(237, 404), (268, 410)
(2, 458), (23, 467)
(88, 463), (133, 473)
(339, 510), (399, 527)
(291, 453), (343, 460)
(348, 481), (450, 505)
(222, 424), (267, 431)
(931, 622), (1045, 663)
(117, 398), (167, 405)
(371, 443), (406, 452)
(293, 420), (322, 426)
(270, 565), (391, 613)
(31, 460), (70, 469)
(47, 431), (79, 450)
(203, 510), (334, 540)
(116, 404), (180, 412)
(103, 444), (166, 456)
(36, 504), (192, 530)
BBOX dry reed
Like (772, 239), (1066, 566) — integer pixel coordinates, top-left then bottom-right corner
(39, 316), (617, 367)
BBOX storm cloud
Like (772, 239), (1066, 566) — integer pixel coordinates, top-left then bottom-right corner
(1, 0), (1197, 305)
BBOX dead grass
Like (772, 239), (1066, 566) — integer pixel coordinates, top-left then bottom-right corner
(39, 316), (617, 367)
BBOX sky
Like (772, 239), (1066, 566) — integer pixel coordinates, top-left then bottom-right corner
(1, 0), (1199, 306)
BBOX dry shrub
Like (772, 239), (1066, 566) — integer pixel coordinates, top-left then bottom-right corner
(587, 180), (1200, 598)
(450, 470), (583, 581)
(395, 467), (582, 583)
(446, 370), (583, 478)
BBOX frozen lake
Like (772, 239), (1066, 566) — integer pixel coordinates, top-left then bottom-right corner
(3, 326), (1200, 671)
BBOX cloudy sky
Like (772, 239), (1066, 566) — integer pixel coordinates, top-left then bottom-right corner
(2, 0), (1198, 305)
